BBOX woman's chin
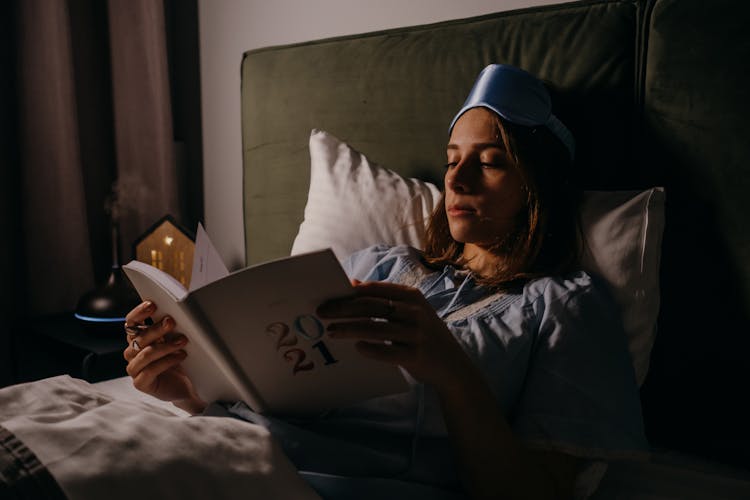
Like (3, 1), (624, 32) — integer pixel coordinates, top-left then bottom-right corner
(449, 228), (480, 245)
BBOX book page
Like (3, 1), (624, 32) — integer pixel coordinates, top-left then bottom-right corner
(123, 261), (262, 409)
(186, 249), (408, 416)
(125, 260), (188, 300)
(189, 223), (229, 292)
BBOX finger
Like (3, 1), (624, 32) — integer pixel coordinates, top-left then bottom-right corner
(126, 334), (188, 376)
(127, 316), (177, 351)
(131, 350), (188, 393)
(125, 301), (156, 328)
(124, 337), (148, 362)
(317, 281), (424, 316)
(318, 297), (417, 322)
(327, 320), (413, 343)
(126, 334), (187, 374)
(355, 340), (412, 364)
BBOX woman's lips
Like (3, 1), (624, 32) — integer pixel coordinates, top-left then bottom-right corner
(447, 205), (477, 217)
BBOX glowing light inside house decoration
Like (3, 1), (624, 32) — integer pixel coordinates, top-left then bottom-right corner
(135, 217), (195, 286)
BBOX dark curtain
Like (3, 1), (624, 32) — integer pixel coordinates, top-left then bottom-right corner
(0, 0), (203, 387)
(0, 2), (22, 388)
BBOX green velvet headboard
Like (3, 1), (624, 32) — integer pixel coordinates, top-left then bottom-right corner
(242, 0), (645, 264)
(241, 0), (750, 467)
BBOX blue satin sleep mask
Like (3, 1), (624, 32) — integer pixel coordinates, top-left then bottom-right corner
(449, 64), (575, 161)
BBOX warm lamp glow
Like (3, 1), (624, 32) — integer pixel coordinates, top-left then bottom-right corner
(135, 218), (194, 286)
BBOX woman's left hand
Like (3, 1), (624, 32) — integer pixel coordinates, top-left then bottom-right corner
(317, 280), (474, 388)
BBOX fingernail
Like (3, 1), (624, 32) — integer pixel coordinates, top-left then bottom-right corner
(163, 317), (173, 329)
(173, 336), (187, 346)
(143, 301), (154, 312)
(176, 350), (187, 357)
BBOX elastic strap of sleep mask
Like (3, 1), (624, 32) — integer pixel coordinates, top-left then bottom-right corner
(449, 64), (575, 161)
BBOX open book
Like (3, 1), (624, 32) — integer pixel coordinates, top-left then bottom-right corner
(123, 225), (408, 416)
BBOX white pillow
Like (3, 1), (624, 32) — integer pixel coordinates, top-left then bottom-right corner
(579, 189), (665, 386)
(293, 129), (665, 386)
(292, 129), (441, 258)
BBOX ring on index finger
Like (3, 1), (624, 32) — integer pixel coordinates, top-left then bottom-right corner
(124, 321), (149, 336)
(131, 339), (142, 352)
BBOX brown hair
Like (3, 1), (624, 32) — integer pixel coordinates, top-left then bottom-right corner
(422, 112), (582, 291)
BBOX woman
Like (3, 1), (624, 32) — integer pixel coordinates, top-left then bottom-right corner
(123, 65), (647, 499)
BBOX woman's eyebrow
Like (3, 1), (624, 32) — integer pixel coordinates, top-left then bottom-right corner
(446, 143), (505, 150)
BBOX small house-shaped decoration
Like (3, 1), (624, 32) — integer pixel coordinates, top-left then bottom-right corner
(134, 215), (195, 287)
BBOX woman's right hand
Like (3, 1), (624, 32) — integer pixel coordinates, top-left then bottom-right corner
(123, 301), (206, 414)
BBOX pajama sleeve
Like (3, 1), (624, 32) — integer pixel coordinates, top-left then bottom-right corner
(511, 275), (650, 459)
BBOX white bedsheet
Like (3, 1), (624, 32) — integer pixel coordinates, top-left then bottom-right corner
(92, 375), (190, 416)
(1, 376), (320, 500)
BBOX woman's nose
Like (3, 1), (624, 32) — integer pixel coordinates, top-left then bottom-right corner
(446, 160), (473, 193)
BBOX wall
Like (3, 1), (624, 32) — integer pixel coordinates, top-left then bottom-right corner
(198, 0), (565, 268)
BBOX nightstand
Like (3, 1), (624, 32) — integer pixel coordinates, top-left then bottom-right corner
(13, 313), (128, 383)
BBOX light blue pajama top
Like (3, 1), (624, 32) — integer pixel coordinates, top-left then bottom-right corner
(219, 244), (649, 499)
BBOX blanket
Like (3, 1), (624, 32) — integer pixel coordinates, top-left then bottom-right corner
(0, 376), (320, 500)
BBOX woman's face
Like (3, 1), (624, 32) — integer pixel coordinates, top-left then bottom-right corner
(445, 107), (526, 247)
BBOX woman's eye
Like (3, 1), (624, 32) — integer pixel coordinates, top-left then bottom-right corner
(444, 162), (458, 169)
(480, 162), (503, 169)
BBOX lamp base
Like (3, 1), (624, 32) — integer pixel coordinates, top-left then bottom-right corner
(75, 266), (140, 335)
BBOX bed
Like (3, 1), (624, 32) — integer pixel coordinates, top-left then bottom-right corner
(238, 0), (750, 496)
(3, 0), (750, 498)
